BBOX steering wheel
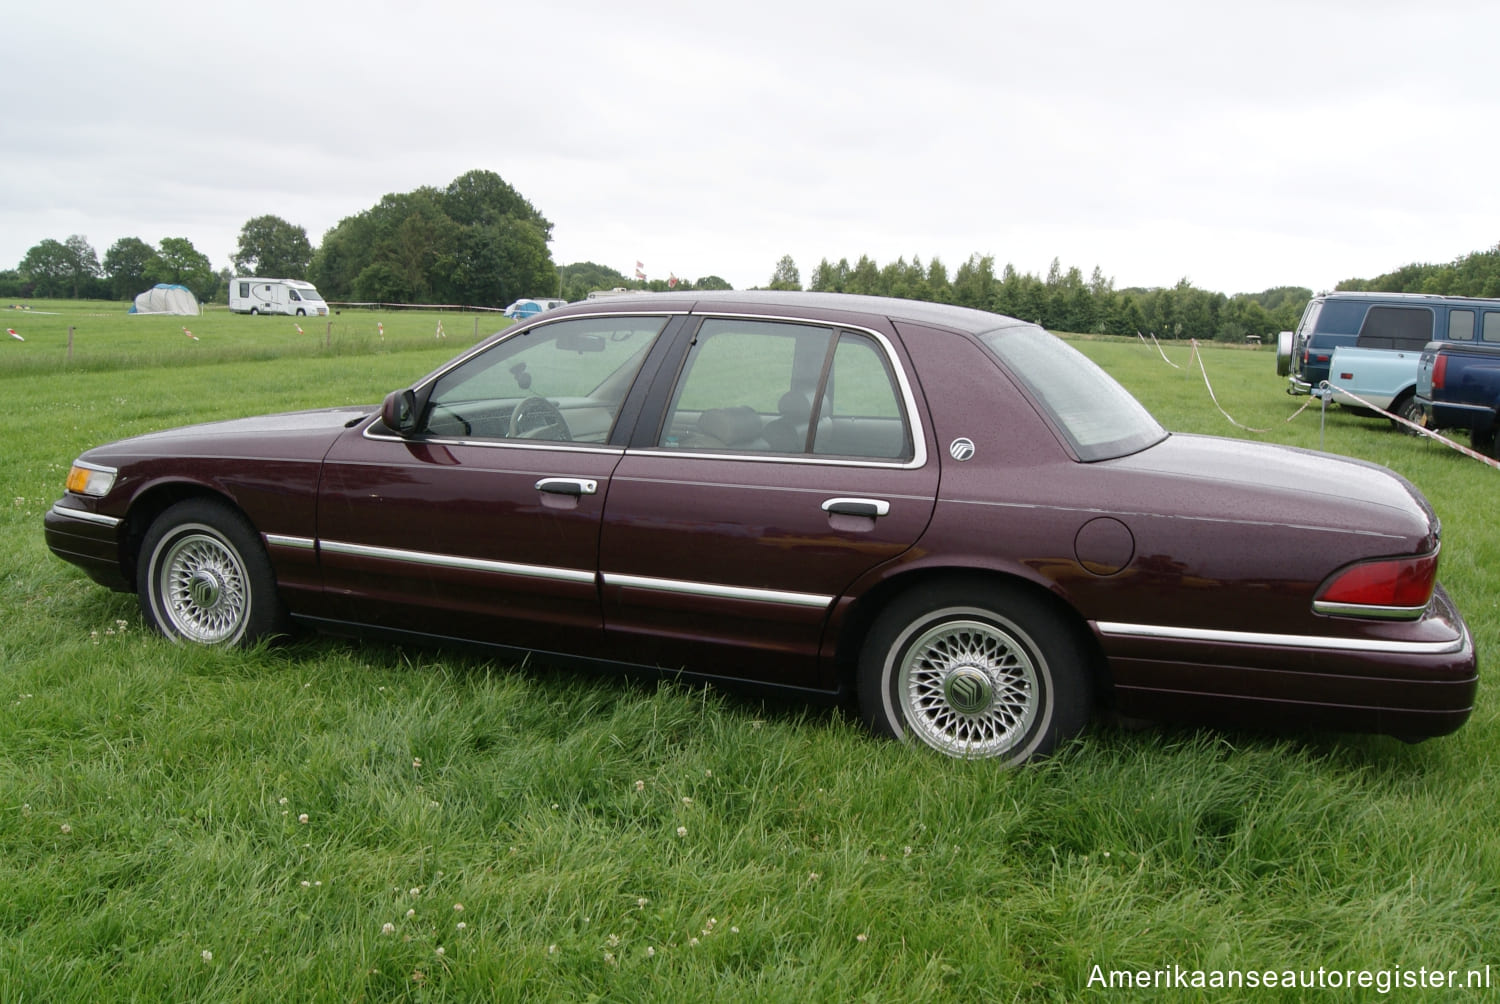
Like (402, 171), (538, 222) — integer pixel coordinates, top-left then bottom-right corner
(508, 395), (572, 441)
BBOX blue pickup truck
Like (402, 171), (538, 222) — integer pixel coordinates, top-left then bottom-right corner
(1283, 291), (1500, 429)
(1416, 339), (1500, 457)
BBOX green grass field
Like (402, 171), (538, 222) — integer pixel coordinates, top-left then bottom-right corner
(1, 303), (1496, 1001)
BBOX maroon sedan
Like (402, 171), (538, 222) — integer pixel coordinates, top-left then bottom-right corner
(44, 292), (1477, 762)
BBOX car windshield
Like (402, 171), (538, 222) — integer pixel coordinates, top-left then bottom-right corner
(978, 323), (1167, 461)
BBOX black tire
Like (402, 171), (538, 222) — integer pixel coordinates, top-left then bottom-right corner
(249, 307), (259, 315)
(1392, 394), (1424, 435)
(1474, 423), (1499, 460)
(857, 581), (1093, 763)
(136, 499), (288, 646)
(295, 308), (306, 316)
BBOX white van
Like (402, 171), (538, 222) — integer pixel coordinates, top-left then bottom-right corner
(229, 277), (330, 316)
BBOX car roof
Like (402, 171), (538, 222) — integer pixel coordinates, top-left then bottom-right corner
(546, 290), (1033, 336)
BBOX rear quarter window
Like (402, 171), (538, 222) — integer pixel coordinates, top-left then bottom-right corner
(1355, 306), (1433, 350)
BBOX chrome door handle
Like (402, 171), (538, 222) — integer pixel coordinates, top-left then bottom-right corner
(822, 497), (890, 518)
(536, 477), (598, 496)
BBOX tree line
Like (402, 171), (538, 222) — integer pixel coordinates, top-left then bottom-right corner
(781, 252), (1311, 342)
(8, 165), (1500, 339)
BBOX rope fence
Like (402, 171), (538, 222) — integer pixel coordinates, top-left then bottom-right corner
(1135, 330), (1499, 470)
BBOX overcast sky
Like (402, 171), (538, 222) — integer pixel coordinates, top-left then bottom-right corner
(6, 0), (1499, 297)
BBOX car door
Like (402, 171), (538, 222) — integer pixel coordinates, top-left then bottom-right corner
(315, 314), (675, 656)
(598, 313), (939, 690)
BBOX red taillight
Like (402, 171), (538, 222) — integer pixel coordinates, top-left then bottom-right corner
(1315, 553), (1438, 616)
(1431, 353), (1448, 390)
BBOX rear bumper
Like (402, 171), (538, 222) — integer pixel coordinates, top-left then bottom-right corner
(1094, 585), (1477, 740)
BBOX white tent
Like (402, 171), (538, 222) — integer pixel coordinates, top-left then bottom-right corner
(130, 283), (200, 316)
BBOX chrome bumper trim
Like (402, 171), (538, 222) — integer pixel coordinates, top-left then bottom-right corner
(1095, 621), (1468, 656)
(49, 503), (120, 528)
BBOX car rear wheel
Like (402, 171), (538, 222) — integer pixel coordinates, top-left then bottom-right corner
(1392, 394), (1424, 435)
(137, 499), (288, 646)
(857, 582), (1093, 763)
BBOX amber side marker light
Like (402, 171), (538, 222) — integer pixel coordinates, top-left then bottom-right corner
(1313, 553), (1438, 619)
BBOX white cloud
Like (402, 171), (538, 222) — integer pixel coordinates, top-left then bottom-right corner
(4, 0), (1499, 295)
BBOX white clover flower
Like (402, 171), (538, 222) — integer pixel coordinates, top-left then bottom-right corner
(456, 922), (467, 931)
(60, 823), (72, 834)
(201, 950), (213, 962)
(278, 797), (288, 806)
(548, 944), (558, 955)
(857, 933), (868, 943)
(676, 826), (687, 838)
(413, 757), (422, 769)
(410, 887), (421, 897)
(637, 897), (648, 909)
(382, 923), (396, 935)
(634, 779), (645, 791)
(646, 946), (656, 958)
(301, 880), (311, 888)
(453, 903), (463, 912)
(435, 946), (445, 957)
(406, 908), (416, 918)
(298, 814), (309, 824)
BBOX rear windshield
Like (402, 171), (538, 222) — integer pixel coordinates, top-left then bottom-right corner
(978, 323), (1167, 461)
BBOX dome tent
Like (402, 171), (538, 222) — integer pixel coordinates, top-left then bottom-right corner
(129, 283), (200, 316)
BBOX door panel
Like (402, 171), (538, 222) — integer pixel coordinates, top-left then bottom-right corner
(598, 455), (937, 688)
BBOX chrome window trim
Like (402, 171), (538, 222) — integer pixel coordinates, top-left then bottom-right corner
(1095, 621), (1467, 656)
(49, 503), (120, 528)
(265, 534), (316, 550)
(623, 446), (918, 469)
(320, 540), (595, 585)
(360, 424), (625, 454)
(603, 572), (833, 609)
(654, 312), (928, 470)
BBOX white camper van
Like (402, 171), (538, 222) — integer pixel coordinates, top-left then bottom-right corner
(229, 277), (330, 316)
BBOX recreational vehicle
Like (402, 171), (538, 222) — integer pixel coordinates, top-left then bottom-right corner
(229, 278), (330, 316)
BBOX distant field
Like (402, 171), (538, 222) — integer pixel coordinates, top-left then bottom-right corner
(0, 304), (1495, 1001)
(1, 299), (508, 377)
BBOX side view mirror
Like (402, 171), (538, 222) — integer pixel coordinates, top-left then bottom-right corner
(380, 388), (420, 436)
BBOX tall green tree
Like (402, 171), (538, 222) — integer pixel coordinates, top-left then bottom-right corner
(312, 171), (557, 308)
(146, 237), (217, 301)
(232, 215), (313, 278)
(768, 255), (801, 291)
(103, 237), (159, 300)
(19, 235), (99, 297)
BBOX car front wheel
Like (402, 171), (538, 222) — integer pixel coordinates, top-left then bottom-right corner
(858, 582), (1092, 763)
(137, 499), (288, 645)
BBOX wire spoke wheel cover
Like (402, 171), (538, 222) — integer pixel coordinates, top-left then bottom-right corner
(858, 582), (1093, 764)
(157, 528), (250, 643)
(137, 499), (289, 647)
(901, 618), (1040, 758)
